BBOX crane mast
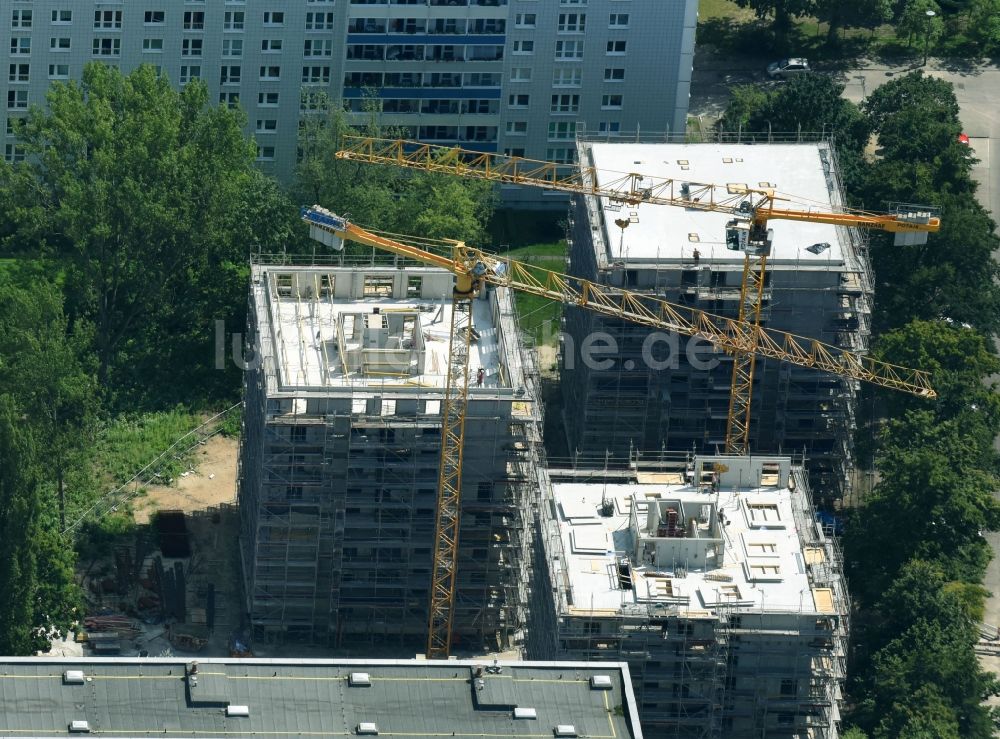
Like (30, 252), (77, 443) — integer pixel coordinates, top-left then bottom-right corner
(333, 136), (940, 453)
(302, 206), (935, 658)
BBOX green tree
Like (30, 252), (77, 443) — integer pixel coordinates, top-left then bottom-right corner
(0, 395), (42, 654)
(845, 414), (1000, 603)
(718, 75), (868, 151)
(731, 0), (816, 33)
(0, 63), (296, 403)
(894, 0), (944, 47)
(967, 0), (1000, 53)
(862, 71), (960, 133)
(716, 85), (773, 133)
(815, 0), (893, 45)
(0, 269), (99, 528)
(863, 195), (1000, 335)
(294, 96), (497, 247)
(852, 562), (998, 738)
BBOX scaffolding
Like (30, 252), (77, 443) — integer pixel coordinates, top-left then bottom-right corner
(559, 140), (875, 503)
(238, 256), (545, 650)
(531, 455), (849, 738)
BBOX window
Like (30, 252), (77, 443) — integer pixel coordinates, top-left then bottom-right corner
(300, 90), (327, 112)
(510, 67), (531, 82)
(259, 65), (281, 81)
(180, 65), (201, 84)
(601, 94), (623, 109)
(780, 679), (796, 697)
(550, 93), (579, 113)
(183, 11), (204, 30)
(263, 11), (285, 26)
(92, 38), (121, 57)
(505, 121), (527, 135)
(305, 12), (334, 30)
(224, 11), (245, 31)
(604, 67), (625, 81)
(301, 65), (330, 83)
(598, 121), (620, 133)
(557, 13), (586, 32)
(11, 10), (32, 29)
(553, 68), (582, 87)
(51, 10), (73, 24)
(144, 11), (165, 25)
(607, 40), (627, 54)
(555, 40), (584, 59)
(181, 39), (203, 57)
(94, 10), (122, 29)
(8, 64), (29, 83)
(256, 119), (277, 133)
(504, 147), (526, 157)
(548, 121), (577, 140)
(748, 542), (777, 554)
(7, 90), (28, 110)
(143, 38), (163, 52)
(50, 37), (70, 52)
(747, 502), (780, 524)
(256, 145), (275, 161)
(363, 276), (394, 297)
(561, 0), (588, 4)
(222, 39), (243, 57)
(220, 65), (241, 84)
(10, 38), (30, 55)
(514, 13), (536, 27)
(545, 147), (575, 164)
(777, 713), (794, 726)
(609, 13), (630, 27)
(304, 39), (333, 57)
(406, 276), (422, 297)
(48, 63), (69, 79)
(507, 93), (529, 108)
(5, 118), (17, 136)
(512, 40), (533, 55)
(219, 91), (240, 107)
(258, 92), (279, 107)
(4, 143), (24, 163)
(748, 563), (782, 579)
(261, 39), (283, 52)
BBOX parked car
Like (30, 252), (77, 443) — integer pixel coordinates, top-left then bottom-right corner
(766, 58), (810, 79)
(958, 132), (970, 145)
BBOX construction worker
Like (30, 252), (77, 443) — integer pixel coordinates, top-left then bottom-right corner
(692, 248), (701, 266)
(476, 368), (485, 387)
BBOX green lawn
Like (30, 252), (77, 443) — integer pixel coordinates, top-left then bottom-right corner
(501, 241), (567, 346)
(94, 408), (205, 486)
(699, 0), (754, 22)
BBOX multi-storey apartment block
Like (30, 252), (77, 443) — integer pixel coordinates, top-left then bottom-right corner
(2, 0), (697, 187)
(561, 139), (873, 499)
(238, 259), (547, 648)
(532, 454), (849, 738)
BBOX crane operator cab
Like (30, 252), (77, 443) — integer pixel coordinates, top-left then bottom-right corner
(725, 218), (773, 257)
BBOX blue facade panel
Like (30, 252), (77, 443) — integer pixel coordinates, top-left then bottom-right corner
(343, 87), (501, 99)
(346, 35), (506, 45)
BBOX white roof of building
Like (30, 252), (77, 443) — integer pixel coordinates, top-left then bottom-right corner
(552, 468), (828, 617)
(269, 296), (501, 390)
(586, 142), (847, 266)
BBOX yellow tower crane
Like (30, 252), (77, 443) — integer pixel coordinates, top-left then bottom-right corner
(332, 136), (941, 454)
(301, 205), (935, 659)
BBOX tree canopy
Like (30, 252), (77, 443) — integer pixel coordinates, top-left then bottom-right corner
(293, 101), (496, 248)
(0, 63), (298, 404)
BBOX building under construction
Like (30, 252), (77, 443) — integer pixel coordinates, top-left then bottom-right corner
(237, 258), (546, 649)
(561, 139), (872, 499)
(530, 453), (849, 738)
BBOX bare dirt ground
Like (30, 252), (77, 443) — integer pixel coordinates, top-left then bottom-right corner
(536, 344), (559, 377)
(133, 435), (238, 524)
